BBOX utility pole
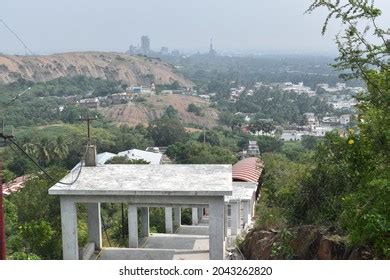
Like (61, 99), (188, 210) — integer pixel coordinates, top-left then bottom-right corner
(80, 112), (98, 167)
(80, 112), (97, 145)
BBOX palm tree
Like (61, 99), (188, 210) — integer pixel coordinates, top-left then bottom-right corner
(34, 137), (52, 166)
(53, 136), (69, 165)
(22, 142), (37, 158)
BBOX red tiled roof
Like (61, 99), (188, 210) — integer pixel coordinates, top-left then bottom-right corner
(1, 176), (28, 196)
(232, 157), (263, 183)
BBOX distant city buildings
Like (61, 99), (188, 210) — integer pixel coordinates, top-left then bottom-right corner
(229, 79), (362, 142)
(280, 82), (315, 95)
(317, 83), (364, 94)
(281, 130), (304, 141)
(64, 84), (159, 109)
(327, 100), (357, 110)
(141, 35), (151, 55)
(128, 45), (137, 55)
(160, 46), (169, 55)
(127, 35), (151, 55)
(126, 36), (216, 57)
(79, 98), (99, 109)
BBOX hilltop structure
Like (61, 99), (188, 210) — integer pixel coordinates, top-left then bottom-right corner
(48, 147), (263, 260)
(49, 164), (232, 260)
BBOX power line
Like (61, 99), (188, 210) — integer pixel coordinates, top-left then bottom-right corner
(1, 89), (92, 187)
(0, 18), (34, 55)
(4, 87), (31, 107)
(0, 134), (85, 260)
(7, 137), (85, 186)
(2, 87), (31, 134)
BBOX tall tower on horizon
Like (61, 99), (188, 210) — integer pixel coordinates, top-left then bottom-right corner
(209, 38), (217, 56)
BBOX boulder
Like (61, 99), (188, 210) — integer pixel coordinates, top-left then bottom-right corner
(241, 229), (277, 259)
(317, 235), (347, 259)
(241, 225), (353, 260)
(289, 225), (324, 259)
(348, 246), (374, 260)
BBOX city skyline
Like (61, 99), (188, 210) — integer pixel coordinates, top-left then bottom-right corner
(1, 0), (390, 56)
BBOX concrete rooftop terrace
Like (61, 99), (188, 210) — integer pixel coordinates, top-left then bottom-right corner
(49, 164), (232, 196)
(225, 182), (257, 202)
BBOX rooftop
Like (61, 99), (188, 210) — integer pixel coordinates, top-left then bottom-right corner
(49, 164), (232, 196)
(225, 182), (257, 202)
(232, 157), (263, 183)
(96, 152), (117, 165)
(117, 149), (162, 164)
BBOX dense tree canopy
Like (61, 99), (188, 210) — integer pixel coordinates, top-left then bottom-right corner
(166, 141), (237, 164)
(147, 114), (187, 147)
(254, 0), (390, 259)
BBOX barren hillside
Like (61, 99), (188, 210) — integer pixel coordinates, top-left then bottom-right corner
(0, 52), (193, 87)
(99, 94), (219, 128)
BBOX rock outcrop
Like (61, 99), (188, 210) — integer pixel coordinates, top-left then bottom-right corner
(240, 225), (374, 260)
(98, 94), (219, 128)
(0, 52), (194, 87)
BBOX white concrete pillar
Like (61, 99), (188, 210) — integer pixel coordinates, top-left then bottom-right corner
(250, 193), (256, 216)
(209, 198), (225, 260)
(128, 205), (138, 248)
(238, 201), (242, 231)
(192, 207), (198, 225)
(60, 197), (79, 260)
(231, 201), (241, 235)
(197, 208), (203, 222)
(173, 208), (181, 228)
(165, 207), (173, 233)
(224, 203), (228, 238)
(242, 201), (250, 227)
(87, 203), (102, 250)
(140, 207), (149, 238)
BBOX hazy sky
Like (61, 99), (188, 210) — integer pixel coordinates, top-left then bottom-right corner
(1, 0), (390, 55)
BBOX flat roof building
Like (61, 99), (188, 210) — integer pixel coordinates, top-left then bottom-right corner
(49, 164), (232, 260)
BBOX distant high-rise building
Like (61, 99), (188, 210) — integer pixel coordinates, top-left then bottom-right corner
(141, 35), (150, 55)
(209, 38), (217, 56)
(127, 45), (137, 55)
(171, 49), (180, 56)
(160, 46), (169, 55)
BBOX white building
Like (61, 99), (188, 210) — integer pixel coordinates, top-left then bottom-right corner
(322, 116), (340, 123)
(246, 90), (254, 96)
(79, 98), (99, 109)
(247, 141), (260, 156)
(199, 94), (211, 101)
(328, 100), (357, 110)
(340, 114), (351, 125)
(281, 82), (315, 95)
(110, 92), (131, 104)
(126, 86), (143, 94)
(313, 126), (334, 137)
(318, 83), (347, 93)
(281, 130), (305, 141)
